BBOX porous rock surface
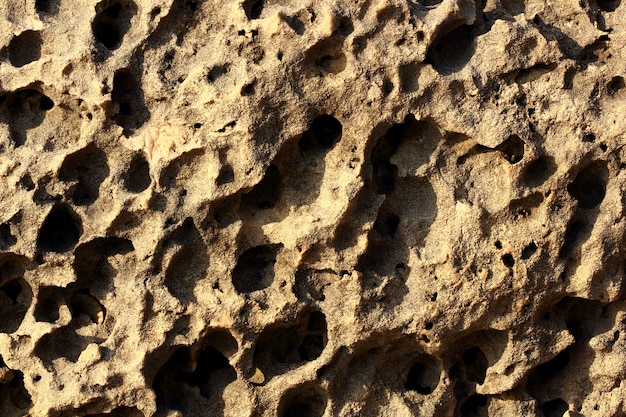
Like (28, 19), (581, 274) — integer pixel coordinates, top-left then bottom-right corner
(0, 0), (625, 416)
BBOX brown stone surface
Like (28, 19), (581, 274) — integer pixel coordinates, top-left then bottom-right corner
(0, 0), (625, 416)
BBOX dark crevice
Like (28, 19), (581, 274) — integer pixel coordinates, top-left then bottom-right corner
(37, 205), (82, 253)
(8, 31), (42, 68)
(232, 244), (282, 293)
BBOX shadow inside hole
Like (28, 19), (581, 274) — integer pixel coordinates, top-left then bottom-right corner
(240, 164), (282, 212)
(567, 160), (608, 209)
(153, 332), (237, 414)
(35, 0), (60, 14)
(298, 115), (343, 151)
(425, 24), (477, 75)
(232, 244), (282, 293)
(73, 237), (134, 289)
(305, 37), (347, 76)
(276, 114), (343, 207)
(123, 152), (151, 193)
(243, 0), (264, 19)
(522, 155), (556, 188)
(526, 349), (571, 399)
(0, 278), (33, 334)
(0, 223), (17, 250)
(0, 88), (54, 147)
(495, 134), (525, 164)
(59, 143), (110, 205)
(37, 205), (81, 253)
(0, 369), (32, 413)
(253, 311), (327, 382)
(34, 286), (62, 323)
(404, 355), (441, 394)
(111, 68), (149, 137)
(542, 398), (569, 417)
(162, 221), (208, 305)
(597, 0), (621, 12)
(459, 394), (488, 417)
(278, 383), (327, 417)
(92, 0), (137, 50)
(8, 31), (42, 68)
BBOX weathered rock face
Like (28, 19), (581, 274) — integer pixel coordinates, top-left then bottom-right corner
(0, 0), (625, 416)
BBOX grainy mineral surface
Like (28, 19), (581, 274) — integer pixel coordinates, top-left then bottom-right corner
(0, 0), (625, 416)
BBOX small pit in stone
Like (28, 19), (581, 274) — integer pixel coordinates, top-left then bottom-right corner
(92, 0), (137, 50)
(567, 160), (608, 209)
(59, 143), (110, 205)
(37, 205), (81, 253)
(8, 31), (42, 68)
(404, 355), (441, 394)
(123, 152), (151, 193)
(253, 311), (327, 381)
(298, 115), (343, 152)
(241, 164), (282, 211)
(232, 244), (283, 293)
(278, 383), (327, 417)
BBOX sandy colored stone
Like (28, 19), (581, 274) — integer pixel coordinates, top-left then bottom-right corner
(0, 0), (625, 416)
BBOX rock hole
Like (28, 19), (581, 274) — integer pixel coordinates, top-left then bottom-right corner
(582, 133), (596, 143)
(523, 155), (557, 188)
(34, 286), (61, 323)
(426, 25), (477, 75)
(216, 165), (235, 186)
(298, 115), (343, 151)
(278, 383), (327, 417)
(73, 237), (134, 287)
(59, 143), (110, 205)
(70, 290), (105, 324)
(241, 164), (282, 210)
(521, 241), (537, 259)
(8, 31), (42, 68)
(111, 68), (149, 137)
(92, 0), (137, 50)
(608, 76), (624, 95)
(0, 278), (33, 333)
(374, 213), (400, 237)
(459, 394), (488, 417)
(496, 134), (525, 164)
(123, 152), (151, 193)
(404, 355), (440, 394)
(558, 219), (585, 259)
(253, 311), (327, 381)
(527, 349), (571, 397)
(501, 254), (515, 268)
(0, 223), (17, 249)
(241, 82), (256, 96)
(567, 160), (608, 209)
(305, 38), (347, 75)
(494, 240), (502, 249)
(298, 311), (327, 361)
(20, 174), (35, 191)
(37, 205), (81, 253)
(243, 0), (264, 19)
(542, 398), (569, 417)
(598, 0), (620, 11)
(232, 244), (283, 293)
(0, 369), (32, 413)
(461, 347), (488, 384)
(153, 331), (237, 413)
(162, 220), (208, 305)
(35, 0), (60, 14)
(399, 62), (419, 92)
(0, 89), (54, 147)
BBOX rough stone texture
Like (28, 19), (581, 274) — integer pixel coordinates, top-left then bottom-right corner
(0, 0), (625, 416)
